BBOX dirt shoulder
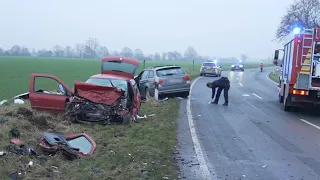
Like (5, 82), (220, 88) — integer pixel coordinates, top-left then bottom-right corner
(0, 99), (179, 180)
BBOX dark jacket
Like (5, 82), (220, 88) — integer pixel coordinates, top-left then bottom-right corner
(212, 77), (230, 88)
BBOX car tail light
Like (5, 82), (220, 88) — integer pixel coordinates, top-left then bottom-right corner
(293, 89), (307, 95)
(152, 79), (164, 85)
(183, 76), (190, 81)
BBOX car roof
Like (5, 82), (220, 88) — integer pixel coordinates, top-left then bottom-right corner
(144, 65), (182, 71)
(202, 62), (218, 65)
(89, 74), (130, 80)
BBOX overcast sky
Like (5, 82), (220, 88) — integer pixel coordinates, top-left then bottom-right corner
(0, 0), (294, 59)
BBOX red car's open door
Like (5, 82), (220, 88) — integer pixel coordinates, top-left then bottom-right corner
(29, 73), (74, 113)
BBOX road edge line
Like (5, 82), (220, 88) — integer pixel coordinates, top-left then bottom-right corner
(187, 77), (215, 180)
(300, 119), (320, 130)
(266, 72), (278, 85)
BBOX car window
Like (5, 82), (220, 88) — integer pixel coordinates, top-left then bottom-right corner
(148, 70), (154, 78)
(85, 78), (128, 91)
(203, 63), (215, 66)
(156, 67), (186, 77)
(141, 71), (149, 80)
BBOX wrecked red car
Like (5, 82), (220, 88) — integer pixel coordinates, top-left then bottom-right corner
(29, 56), (141, 124)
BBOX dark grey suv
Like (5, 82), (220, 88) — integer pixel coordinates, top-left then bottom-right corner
(135, 65), (191, 99)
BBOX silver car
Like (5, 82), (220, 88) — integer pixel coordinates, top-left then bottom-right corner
(135, 65), (191, 99)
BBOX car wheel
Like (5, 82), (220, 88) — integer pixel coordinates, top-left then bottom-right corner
(122, 114), (131, 125)
(241, 69), (244, 71)
(200, 73), (203, 76)
(145, 88), (151, 101)
(279, 93), (284, 103)
(284, 96), (292, 112)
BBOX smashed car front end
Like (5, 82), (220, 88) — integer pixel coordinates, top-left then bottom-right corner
(65, 81), (130, 124)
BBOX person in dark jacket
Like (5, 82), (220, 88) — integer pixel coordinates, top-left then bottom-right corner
(206, 77), (230, 106)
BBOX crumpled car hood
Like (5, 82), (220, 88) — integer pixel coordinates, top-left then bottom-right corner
(74, 81), (123, 105)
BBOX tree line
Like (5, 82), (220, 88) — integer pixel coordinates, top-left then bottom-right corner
(0, 37), (208, 61)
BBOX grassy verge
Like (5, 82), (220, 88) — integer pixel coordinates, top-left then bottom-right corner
(268, 70), (280, 83)
(0, 99), (179, 180)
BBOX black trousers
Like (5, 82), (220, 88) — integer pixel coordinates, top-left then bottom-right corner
(212, 86), (230, 103)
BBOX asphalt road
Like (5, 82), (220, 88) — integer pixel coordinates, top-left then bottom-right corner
(177, 67), (320, 180)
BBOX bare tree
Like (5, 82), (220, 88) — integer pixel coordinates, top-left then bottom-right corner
(85, 38), (100, 59)
(75, 44), (85, 58)
(121, 47), (133, 57)
(0, 47), (3, 56)
(276, 0), (320, 40)
(161, 52), (167, 60)
(184, 46), (198, 60)
(64, 45), (73, 58)
(98, 46), (110, 58)
(53, 45), (64, 57)
(133, 48), (144, 60)
(112, 50), (119, 56)
(154, 52), (161, 60)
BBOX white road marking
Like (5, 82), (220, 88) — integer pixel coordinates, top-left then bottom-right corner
(252, 93), (263, 99)
(187, 77), (215, 179)
(239, 83), (243, 86)
(300, 119), (320, 130)
(266, 72), (278, 85)
(243, 94), (250, 97)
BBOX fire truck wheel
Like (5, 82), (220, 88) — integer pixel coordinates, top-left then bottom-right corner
(278, 93), (284, 103)
(284, 97), (292, 112)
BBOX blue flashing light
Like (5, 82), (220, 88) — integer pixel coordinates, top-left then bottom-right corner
(293, 27), (301, 34)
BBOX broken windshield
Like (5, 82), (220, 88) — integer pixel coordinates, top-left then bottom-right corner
(67, 136), (93, 155)
(85, 78), (128, 91)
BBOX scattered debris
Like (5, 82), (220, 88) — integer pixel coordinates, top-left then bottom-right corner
(11, 138), (23, 145)
(28, 161), (34, 167)
(262, 164), (268, 168)
(10, 127), (20, 138)
(242, 175), (246, 177)
(39, 132), (96, 159)
(163, 176), (169, 179)
(14, 99), (24, 104)
(115, 132), (123, 137)
(12, 92), (29, 99)
(0, 151), (6, 156)
(137, 115), (147, 119)
(148, 114), (156, 117)
(198, 115), (201, 117)
(8, 172), (19, 180)
(92, 168), (102, 174)
(176, 97), (184, 100)
(158, 97), (169, 102)
(0, 100), (8, 106)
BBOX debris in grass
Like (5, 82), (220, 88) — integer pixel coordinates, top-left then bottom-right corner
(176, 97), (184, 100)
(11, 138), (23, 145)
(10, 127), (20, 138)
(8, 172), (19, 180)
(115, 132), (123, 137)
(0, 151), (6, 156)
(148, 114), (156, 117)
(159, 97), (169, 102)
(14, 99), (24, 104)
(17, 107), (33, 117)
(0, 100), (8, 105)
(92, 168), (102, 174)
(137, 115), (147, 119)
(262, 164), (268, 168)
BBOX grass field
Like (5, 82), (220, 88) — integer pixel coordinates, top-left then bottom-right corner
(0, 56), (270, 100)
(0, 99), (179, 180)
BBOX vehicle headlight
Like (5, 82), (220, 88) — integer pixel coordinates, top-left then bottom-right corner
(231, 65), (234, 67)
(239, 65), (243, 67)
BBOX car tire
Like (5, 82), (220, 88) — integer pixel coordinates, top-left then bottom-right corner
(241, 69), (244, 71)
(122, 114), (131, 125)
(284, 96), (292, 112)
(200, 73), (203, 76)
(279, 93), (284, 103)
(145, 87), (151, 101)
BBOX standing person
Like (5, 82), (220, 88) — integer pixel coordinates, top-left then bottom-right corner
(206, 77), (230, 106)
(260, 62), (264, 72)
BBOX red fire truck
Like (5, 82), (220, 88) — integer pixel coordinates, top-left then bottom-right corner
(273, 28), (320, 111)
